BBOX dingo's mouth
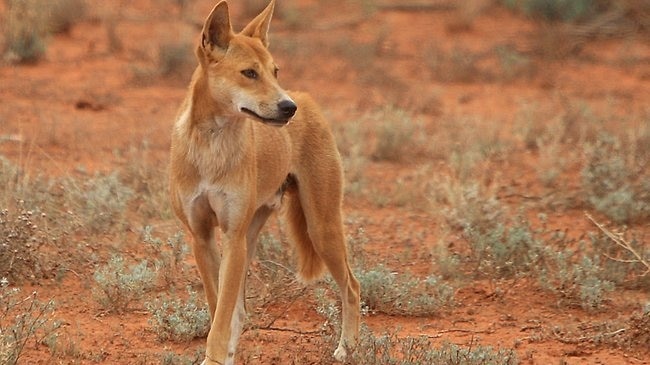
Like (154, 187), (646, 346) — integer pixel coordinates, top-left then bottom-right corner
(241, 108), (290, 126)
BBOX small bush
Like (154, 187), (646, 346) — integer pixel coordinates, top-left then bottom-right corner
(92, 255), (156, 313)
(440, 180), (504, 236)
(0, 157), (59, 220)
(158, 42), (194, 79)
(334, 120), (369, 197)
(0, 202), (53, 283)
(425, 46), (484, 83)
(503, 0), (606, 22)
(582, 133), (650, 223)
(495, 45), (534, 80)
(372, 106), (423, 162)
(627, 303), (650, 349)
(3, 0), (48, 63)
(356, 265), (454, 316)
(539, 249), (614, 311)
(462, 214), (547, 279)
(160, 348), (204, 365)
(250, 233), (303, 310)
(142, 226), (189, 286)
(63, 172), (133, 233)
(0, 279), (61, 365)
(588, 222), (650, 290)
(47, 0), (86, 34)
(145, 287), (210, 342)
(119, 145), (174, 220)
(341, 327), (519, 365)
(3, 0), (85, 63)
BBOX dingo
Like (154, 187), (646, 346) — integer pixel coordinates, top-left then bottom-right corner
(169, 1), (360, 363)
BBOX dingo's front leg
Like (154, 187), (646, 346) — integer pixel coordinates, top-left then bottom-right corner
(204, 206), (253, 365)
(186, 194), (221, 320)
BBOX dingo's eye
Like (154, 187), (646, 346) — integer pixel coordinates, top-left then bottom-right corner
(273, 67), (279, 78)
(241, 69), (258, 79)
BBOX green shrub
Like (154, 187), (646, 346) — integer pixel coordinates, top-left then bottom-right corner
(145, 288), (210, 342)
(63, 172), (133, 233)
(3, 0), (48, 63)
(372, 106), (423, 162)
(342, 327), (519, 365)
(539, 249), (614, 311)
(582, 133), (650, 223)
(92, 255), (156, 313)
(503, 0), (606, 22)
(160, 348), (204, 365)
(3, 0), (85, 63)
(356, 266), (454, 316)
(158, 42), (194, 78)
(462, 214), (546, 279)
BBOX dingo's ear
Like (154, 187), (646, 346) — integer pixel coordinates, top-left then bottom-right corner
(241, 0), (275, 48)
(201, 1), (233, 54)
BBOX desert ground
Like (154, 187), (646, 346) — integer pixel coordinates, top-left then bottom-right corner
(1, 0), (649, 364)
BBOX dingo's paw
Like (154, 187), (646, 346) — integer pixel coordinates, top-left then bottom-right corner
(334, 345), (348, 362)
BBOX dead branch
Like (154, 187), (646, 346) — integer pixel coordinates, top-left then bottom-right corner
(247, 287), (307, 332)
(253, 326), (321, 335)
(586, 213), (650, 276)
(552, 326), (627, 344)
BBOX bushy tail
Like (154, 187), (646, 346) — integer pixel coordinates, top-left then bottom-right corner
(284, 190), (325, 283)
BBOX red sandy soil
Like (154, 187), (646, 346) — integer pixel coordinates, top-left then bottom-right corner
(1, 0), (649, 364)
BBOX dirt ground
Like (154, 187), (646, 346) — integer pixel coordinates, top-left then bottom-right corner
(1, 0), (649, 364)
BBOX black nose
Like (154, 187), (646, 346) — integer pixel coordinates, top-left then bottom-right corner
(278, 100), (297, 119)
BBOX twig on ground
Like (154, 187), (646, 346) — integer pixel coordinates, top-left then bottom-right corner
(552, 326), (626, 344)
(586, 213), (650, 276)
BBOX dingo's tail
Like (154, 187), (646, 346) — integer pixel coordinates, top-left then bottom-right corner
(284, 189), (325, 283)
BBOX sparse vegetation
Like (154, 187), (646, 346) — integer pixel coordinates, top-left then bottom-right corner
(250, 232), (305, 312)
(92, 255), (156, 313)
(158, 42), (194, 79)
(160, 348), (204, 365)
(356, 265), (454, 316)
(372, 106), (424, 162)
(47, 0), (86, 34)
(3, 0), (85, 63)
(146, 287), (210, 342)
(1, 0), (649, 362)
(63, 172), (134, 234)
(334, 119), (369, 197)
(0, 203), (51, 283)
(539, 250), (615, 310)
(121, 146), (174, 220)
(425, 45), (484, 83)
(143, 226), (190, 286)
(3, 0), (48, 63)
(0, 279), (61, 365)
(502, 0), (605, 22)
(582, 132), (650, 223)
(346, 328), (519, 365)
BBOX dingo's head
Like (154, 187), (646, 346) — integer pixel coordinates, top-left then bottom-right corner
(196, 0), (296, 126)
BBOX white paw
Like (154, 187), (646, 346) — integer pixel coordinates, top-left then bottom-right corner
(334, 345), (348, 362)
